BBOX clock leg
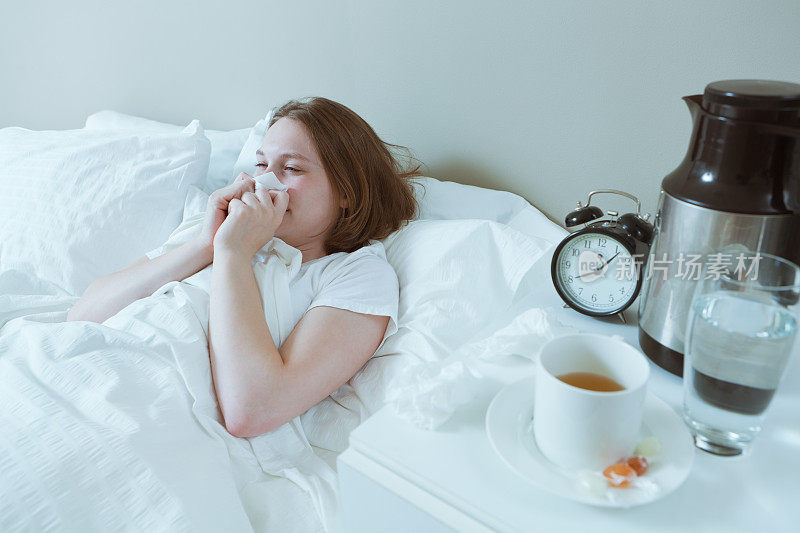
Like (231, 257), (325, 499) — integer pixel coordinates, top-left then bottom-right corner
(618, 312), (627, 324)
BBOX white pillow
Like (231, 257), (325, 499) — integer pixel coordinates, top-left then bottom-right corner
(85, 110), (250, 193)
(0, 121), (211, 296)
(410, 176), (566, 244)
(381, 219), (547, 350)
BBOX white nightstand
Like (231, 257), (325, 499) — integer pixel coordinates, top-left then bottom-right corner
(336, 262), (800, 533)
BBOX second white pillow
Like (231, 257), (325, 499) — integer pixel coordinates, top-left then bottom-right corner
(0, 121), (211, 296)
(85, 110), (250, 193)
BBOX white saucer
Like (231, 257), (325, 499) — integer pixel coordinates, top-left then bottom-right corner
(485, 378), (694, 508)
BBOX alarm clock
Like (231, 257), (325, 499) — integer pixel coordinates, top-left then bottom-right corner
(551, 189), (654, 319)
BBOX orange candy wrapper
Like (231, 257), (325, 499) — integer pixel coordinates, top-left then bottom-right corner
(603, 455), (649, 488)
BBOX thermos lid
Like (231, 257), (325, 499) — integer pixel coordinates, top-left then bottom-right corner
(662, 79), (800, 215)
(703, 79), (800, 125)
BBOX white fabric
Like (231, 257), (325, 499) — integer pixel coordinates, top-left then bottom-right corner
(0, 261), (328, 532)
(300, 245), (399, 352)
(84, 110), (251, 193)
(0, 121), (210, 297)
(385, 305), (579, 430)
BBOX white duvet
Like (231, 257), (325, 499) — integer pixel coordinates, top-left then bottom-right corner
(0, 244), (333, 532)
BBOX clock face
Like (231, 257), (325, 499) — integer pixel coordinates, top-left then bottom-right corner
(552, 231), (639, 316)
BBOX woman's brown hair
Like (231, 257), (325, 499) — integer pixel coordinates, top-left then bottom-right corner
(268, 97), (421, 254)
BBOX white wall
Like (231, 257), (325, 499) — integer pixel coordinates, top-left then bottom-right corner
(2, 0), (799, 223)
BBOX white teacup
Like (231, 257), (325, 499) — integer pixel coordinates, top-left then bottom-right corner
(533, 334), (650, 471)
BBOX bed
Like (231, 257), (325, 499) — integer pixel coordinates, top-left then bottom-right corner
(0, 110), (566, 532)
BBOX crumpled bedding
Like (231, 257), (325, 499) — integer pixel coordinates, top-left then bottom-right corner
(0, 175), (571, 532)
(0, 238), (334, 532)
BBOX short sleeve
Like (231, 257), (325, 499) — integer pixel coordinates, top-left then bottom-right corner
(308, 253), (399, 352)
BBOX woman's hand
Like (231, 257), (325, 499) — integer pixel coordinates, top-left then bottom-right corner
(195, 173), (257, 252)
(212, 184), (290, 259)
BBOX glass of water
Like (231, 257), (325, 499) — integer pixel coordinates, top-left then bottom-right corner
(683, 251), (800, 456)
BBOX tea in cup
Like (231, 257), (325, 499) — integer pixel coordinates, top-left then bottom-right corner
(533, 334), (650, 471)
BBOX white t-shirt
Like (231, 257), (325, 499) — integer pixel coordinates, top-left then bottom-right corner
(283, 240), (400, 352)
(145, 234), (399, 356)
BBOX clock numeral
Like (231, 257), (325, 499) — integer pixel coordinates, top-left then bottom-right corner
(577, 287), (583, 295)
(616, 245), (620, 253)
(591, 294), (597, 302)
(584, 240), (591, 248)
(609, 294), (614, 302)
(599, 238), (607, 247)
(572, 248), (579, 257)
(567, 275), (573, 283)
(619, 287), (625, 294)
(565, 261), (571, 268)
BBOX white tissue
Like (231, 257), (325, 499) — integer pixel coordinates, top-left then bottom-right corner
(385, 360), (483, 430)
(254, 171), (288, 191)
(466, 307), (579, 363)
(386, 306), (578, 430)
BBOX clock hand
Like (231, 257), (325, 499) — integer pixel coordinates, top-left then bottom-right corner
(577, 269), (602, 280)
(598, 251), (621, 270)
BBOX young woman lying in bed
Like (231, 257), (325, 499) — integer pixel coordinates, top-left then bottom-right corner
(67, 97), (419, 438)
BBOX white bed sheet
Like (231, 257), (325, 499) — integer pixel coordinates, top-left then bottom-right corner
(0, 269), (325, 533)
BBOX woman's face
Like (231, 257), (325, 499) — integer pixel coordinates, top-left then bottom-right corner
(255, 117), (345, 253)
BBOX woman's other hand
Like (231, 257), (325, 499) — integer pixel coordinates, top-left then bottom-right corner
(213, 186), (290, 259)
(195, 173), (256, 252)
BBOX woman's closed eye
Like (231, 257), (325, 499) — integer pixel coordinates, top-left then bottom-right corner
(255, 162), (301, 173)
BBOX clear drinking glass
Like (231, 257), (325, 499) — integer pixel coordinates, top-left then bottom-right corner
(683, 251), (800, 456)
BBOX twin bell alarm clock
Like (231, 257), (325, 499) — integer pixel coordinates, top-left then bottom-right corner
(551, 190), (654, 320)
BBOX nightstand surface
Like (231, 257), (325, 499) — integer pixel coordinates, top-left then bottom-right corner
(338, 268), (800, 533)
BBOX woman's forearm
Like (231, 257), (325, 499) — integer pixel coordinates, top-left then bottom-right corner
(66, 238), (212, 323)
(208, 251), (284, 435)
